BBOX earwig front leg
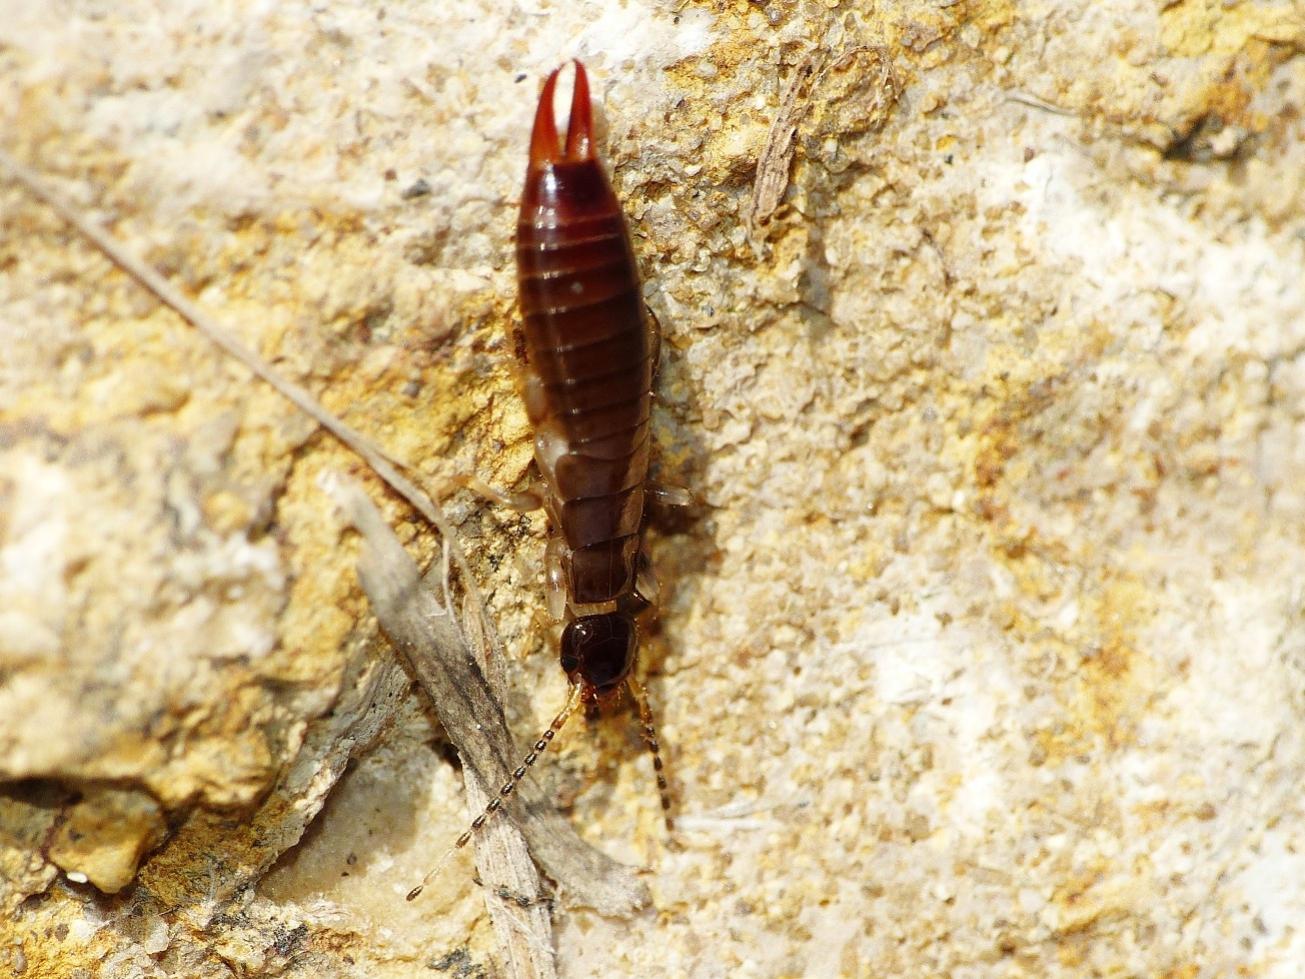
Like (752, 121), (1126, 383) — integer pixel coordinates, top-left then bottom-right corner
(545, 534), (568, 621)
(447, 472), (546, 513)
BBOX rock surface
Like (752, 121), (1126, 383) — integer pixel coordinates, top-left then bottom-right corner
(2, 0), (1304, 976)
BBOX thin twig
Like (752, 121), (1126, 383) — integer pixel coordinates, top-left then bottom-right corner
(1004, 90), (1077, 117)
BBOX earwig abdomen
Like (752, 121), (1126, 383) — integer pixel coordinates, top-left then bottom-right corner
(516, 64), (652, 609)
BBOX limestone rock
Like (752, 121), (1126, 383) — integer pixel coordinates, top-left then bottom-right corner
(2, 1), (1303, 976)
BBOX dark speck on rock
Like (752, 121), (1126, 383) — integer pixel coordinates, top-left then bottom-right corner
(402, 179), (432, 200)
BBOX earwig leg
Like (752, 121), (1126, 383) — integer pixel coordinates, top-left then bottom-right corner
(544, 535), (568, 621)
(528, 606), (557, 642)
(633, 542), (660, 609)
(646, 483), (695, 508)
(645, 305), (663, 380)
(628, 678), (675, 832)
(448, 473), (545, 513)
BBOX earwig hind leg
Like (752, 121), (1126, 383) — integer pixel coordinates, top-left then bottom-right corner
(641, 309), (701, 512)
(642, 305), (701, 512)
(628, 678), (675, 833)
(647, 483), (695, 508)
(449, 472), (546, 513)
(645, 304), (663, 380)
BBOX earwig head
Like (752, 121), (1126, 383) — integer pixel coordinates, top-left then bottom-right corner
(529, 60), (595, 169)
(561, 612), (637, 703)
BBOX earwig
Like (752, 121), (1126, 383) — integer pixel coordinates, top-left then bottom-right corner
(407, 61), (673, 899)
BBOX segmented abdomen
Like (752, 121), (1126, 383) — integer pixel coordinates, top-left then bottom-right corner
(517, 160), (652, 606)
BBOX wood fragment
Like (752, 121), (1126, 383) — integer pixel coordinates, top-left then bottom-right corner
(744, 52), (823, 242)
(744, 48), (899, 248)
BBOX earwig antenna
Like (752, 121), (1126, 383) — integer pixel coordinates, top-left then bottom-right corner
(628, 678), (674, 832)
(406, 684), (582, 901)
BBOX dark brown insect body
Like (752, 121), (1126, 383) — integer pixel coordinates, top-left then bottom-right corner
(432, 62), (671, 866)
(516, 62), (655, 705)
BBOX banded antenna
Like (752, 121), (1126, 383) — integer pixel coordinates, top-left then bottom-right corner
(406, 684), (582, 901)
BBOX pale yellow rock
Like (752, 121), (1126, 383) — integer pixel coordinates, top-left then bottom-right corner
(47, 787), (167, 894)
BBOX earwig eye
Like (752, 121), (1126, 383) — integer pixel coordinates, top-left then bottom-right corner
(560, 627), (583, 676)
